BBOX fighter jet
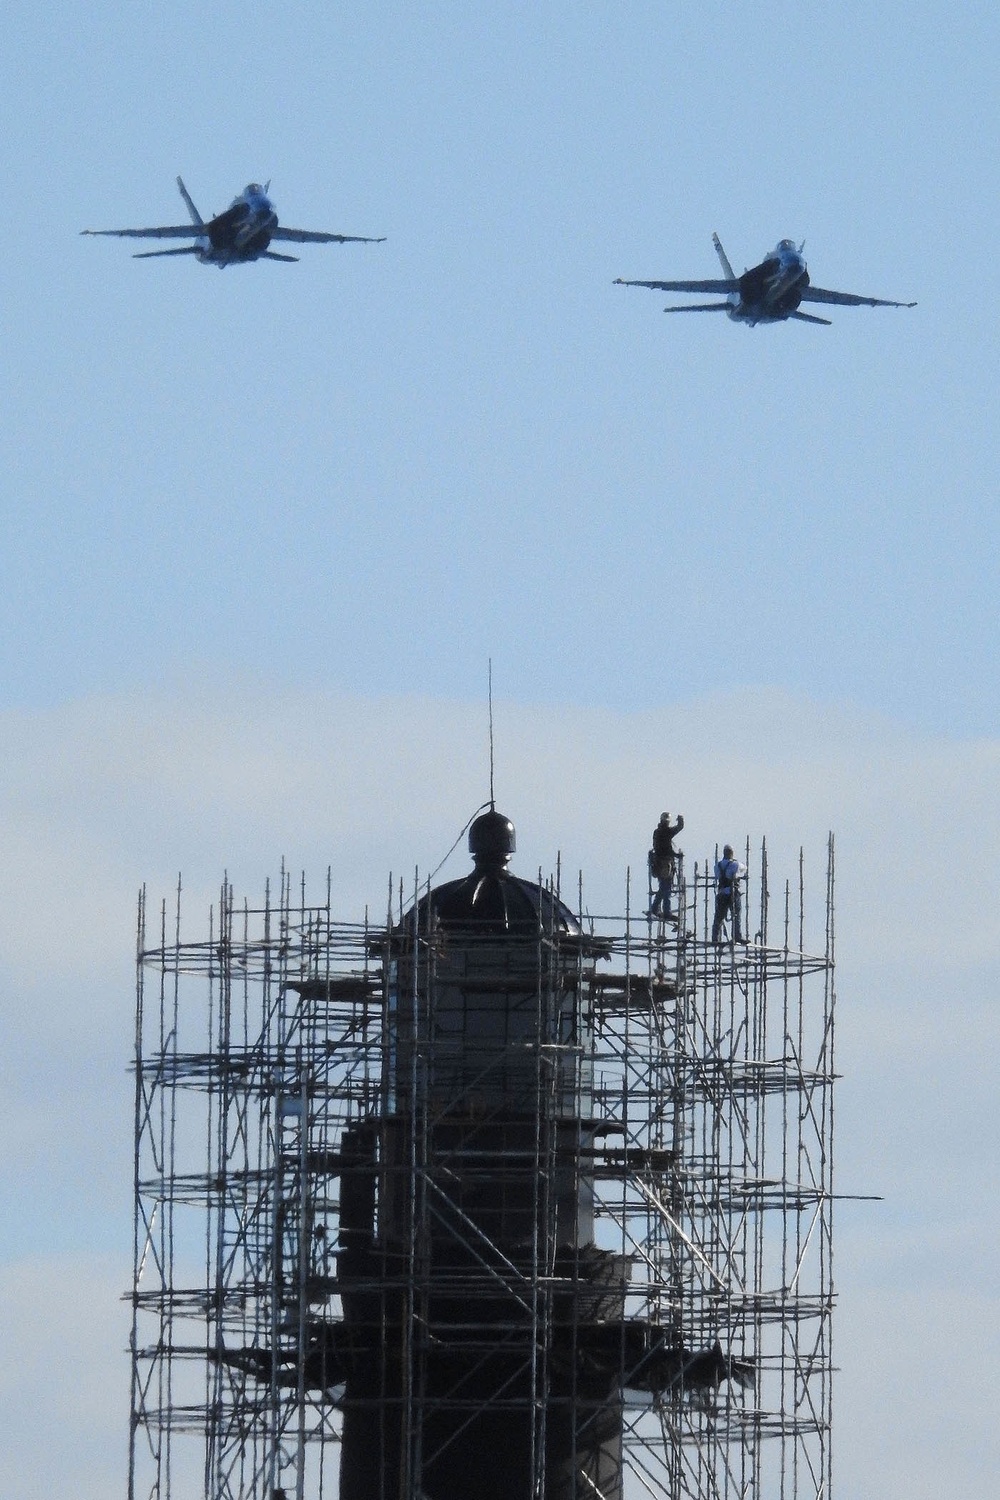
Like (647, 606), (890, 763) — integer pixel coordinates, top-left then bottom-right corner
(82, 177), (385, 267)
(615, 233), (915, 326)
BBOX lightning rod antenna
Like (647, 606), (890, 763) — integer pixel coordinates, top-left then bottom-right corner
(488, 659), (495, 810)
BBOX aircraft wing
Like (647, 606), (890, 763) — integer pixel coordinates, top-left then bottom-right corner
(81, 225), (198, 240)
(614, 277), (737, 293)
(270, 228), (386, 244)
(800, 285), (916, 308)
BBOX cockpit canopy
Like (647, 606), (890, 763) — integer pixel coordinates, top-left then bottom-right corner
(776, 238), (799, 255)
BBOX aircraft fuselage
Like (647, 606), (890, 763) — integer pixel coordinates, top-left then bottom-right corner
(729, 240), (809, 325)
(194, 185), (279, 266)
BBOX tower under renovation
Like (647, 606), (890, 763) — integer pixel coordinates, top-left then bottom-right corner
(129, 811), (836, 1500)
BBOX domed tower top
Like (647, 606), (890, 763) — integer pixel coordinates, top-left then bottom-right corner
(401, 809), (583, 939)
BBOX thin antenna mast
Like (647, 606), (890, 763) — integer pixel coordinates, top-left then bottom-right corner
(488, 658), (495, 809)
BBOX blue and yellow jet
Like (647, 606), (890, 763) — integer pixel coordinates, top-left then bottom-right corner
(83, 177), (385, 268)
(616, 233), (915, 326)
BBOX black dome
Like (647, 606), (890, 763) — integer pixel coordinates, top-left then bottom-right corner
(403, 811), (581, 938)
(419, 869), (581, 935)
(469, 809), (516, 870)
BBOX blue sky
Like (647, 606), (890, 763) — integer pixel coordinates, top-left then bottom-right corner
(2, 1), (997, 728)
(0, 4), (997, 1497)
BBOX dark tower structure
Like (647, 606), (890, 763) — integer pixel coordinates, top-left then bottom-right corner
(337, 808), (628, 1499)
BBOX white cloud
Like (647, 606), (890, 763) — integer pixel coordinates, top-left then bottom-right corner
(837, 1286), (1000, 1497)
(0, 1255), (130, 1500)
(2, 683), (996, 970)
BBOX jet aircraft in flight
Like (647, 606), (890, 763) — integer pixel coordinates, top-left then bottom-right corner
(615, 234), (915, 326)
(82, 178), (385, 267)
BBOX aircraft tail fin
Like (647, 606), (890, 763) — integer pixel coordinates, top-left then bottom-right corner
(788, 309), (833, 326)
(664, 301), (730, 313)
(712, 232), (736, 280)
(176, 176), (204, 227)
(133, 246), (200, 259)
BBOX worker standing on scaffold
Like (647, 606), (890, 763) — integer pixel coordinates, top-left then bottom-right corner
(711, 845), (747, 944)
(647, 811), (684, 922)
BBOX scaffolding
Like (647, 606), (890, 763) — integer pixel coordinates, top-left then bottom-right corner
(128, 837), (836, 1500)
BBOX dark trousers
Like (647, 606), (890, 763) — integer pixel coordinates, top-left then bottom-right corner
(711, 888), (742, 943)
(650, 874), (673, 916)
